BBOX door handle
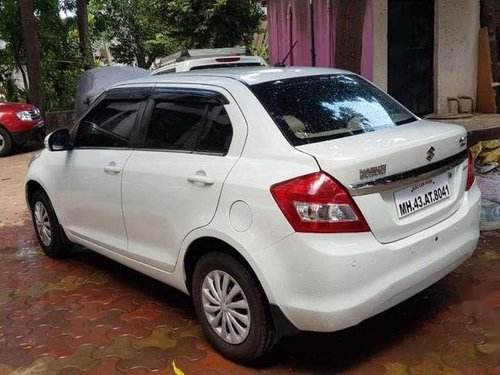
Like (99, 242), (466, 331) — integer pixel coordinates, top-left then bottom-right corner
(187, 175), (215, 185)
(104, 163), (122, 175)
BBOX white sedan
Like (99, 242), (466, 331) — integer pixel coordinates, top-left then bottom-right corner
(26, 67), (480, 363)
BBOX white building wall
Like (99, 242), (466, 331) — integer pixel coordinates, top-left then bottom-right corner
(434, 0), (480, 114)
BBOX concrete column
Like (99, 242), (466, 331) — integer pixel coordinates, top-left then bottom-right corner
(434, 0), (480, 114)
(372, 0), (388, 90)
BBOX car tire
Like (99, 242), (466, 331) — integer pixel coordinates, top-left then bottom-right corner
(30, 190), (73, 258)
(192, 252), (276, 364)
(0, 127), (12, 157)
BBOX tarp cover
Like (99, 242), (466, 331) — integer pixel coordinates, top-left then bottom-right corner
(471, 139), (500, 231)
(75, 66), (149, 118)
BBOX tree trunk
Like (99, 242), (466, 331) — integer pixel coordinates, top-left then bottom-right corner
(18, 0), (45, 111)
(76, 0), (93, 70)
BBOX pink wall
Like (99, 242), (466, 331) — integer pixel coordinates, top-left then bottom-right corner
(268, 0), (313, 66)
(268, 0), (373, 79)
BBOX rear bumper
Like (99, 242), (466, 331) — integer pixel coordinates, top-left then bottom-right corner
(11, 123), (46, 144)
(255, 185), (481, 333)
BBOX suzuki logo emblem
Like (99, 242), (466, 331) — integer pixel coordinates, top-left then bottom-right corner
(426, 146), (435, 162)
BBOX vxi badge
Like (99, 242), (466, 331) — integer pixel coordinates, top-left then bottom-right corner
(359, 164), (387, 180)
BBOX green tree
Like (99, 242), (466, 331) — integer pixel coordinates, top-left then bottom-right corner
(91, 0), (180, 69)
(0, 0), (266, 110)
(90, 0), (264, 68)
(161, 0), (264, 49)
(0, 0), (84, 110)
(0, 49), (25, 101)
(37, 0), (84, 111)
(0, 0), (29, 94)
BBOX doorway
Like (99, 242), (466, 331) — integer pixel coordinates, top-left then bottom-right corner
(388, 0), (434, 115)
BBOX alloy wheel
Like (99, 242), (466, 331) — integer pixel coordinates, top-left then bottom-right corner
(201, 270), (251, 344)
(0, 133), (4, 152)
(34, 201), (52, 246)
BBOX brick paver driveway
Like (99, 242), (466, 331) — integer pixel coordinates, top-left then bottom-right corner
(1, 148), (500, 374)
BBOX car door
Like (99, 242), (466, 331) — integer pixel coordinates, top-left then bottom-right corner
(121, 86), (247, 272)
(59, 87), (149, 254)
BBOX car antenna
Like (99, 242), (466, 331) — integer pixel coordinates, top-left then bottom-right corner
(274, 40), (298, 67)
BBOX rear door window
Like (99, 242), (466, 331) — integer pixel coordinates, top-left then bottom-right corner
(196, 106), (233, 154)
(142, 90), (233, 155)
(145, 101), (207, 151)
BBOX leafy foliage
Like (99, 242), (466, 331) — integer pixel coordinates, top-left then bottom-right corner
(250, 25), (269, 63)
(43, 60), (82, 111)
(91, 0), (181, 69)
(37, 0), (83, 111)
(91, 0), (264, 68)
(0, 0), (26, 94)
(161, 0), (264, 49)
(0, 0), (82, 110)
(0, 54), (24, 101)
(0, 0), (266, 109)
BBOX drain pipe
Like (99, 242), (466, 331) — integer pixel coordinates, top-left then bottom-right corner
(310, 0), (316, 67)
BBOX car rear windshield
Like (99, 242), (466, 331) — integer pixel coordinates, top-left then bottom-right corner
(251, 74), (417, 146)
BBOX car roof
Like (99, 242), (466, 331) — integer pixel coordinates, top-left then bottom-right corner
(111, 66), (353, 89)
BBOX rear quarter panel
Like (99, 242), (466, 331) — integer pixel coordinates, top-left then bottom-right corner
(176, 82), (321, 303)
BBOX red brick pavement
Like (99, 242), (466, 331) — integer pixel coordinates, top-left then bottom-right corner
(0, 150), (500, 374)
(0, 222), (499, 374)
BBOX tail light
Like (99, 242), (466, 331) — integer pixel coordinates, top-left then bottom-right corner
(270, 172), (370, 233)
(465, 149), (475, 191)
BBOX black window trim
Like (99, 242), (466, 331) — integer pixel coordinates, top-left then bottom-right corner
(71, 86), (152, 150)
(135, 87), (232, 156)
(151, 87), (229, 105)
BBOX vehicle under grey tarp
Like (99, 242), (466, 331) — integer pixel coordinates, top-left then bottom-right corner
(75, 67), (149, 118)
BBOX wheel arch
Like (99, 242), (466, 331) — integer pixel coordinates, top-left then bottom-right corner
(0, 123), (11, 135)
(0, 123), (13, 151)
(183, 236), (265, 296)
(25, 178), (73, 238)
(182, 234), (299, 337)
(26, 179), (46, 208)
(25, 179), (69, 235)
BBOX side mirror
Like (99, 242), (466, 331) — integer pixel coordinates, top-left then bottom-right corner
(44, 129), (72, 152)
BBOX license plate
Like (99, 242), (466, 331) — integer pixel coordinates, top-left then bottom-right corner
(394, 172), (452, 218)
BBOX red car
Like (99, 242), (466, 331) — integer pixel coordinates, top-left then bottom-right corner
(0, 102), (46, 156)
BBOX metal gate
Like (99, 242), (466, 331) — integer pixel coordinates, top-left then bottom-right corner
(388, 0), (435, 115)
